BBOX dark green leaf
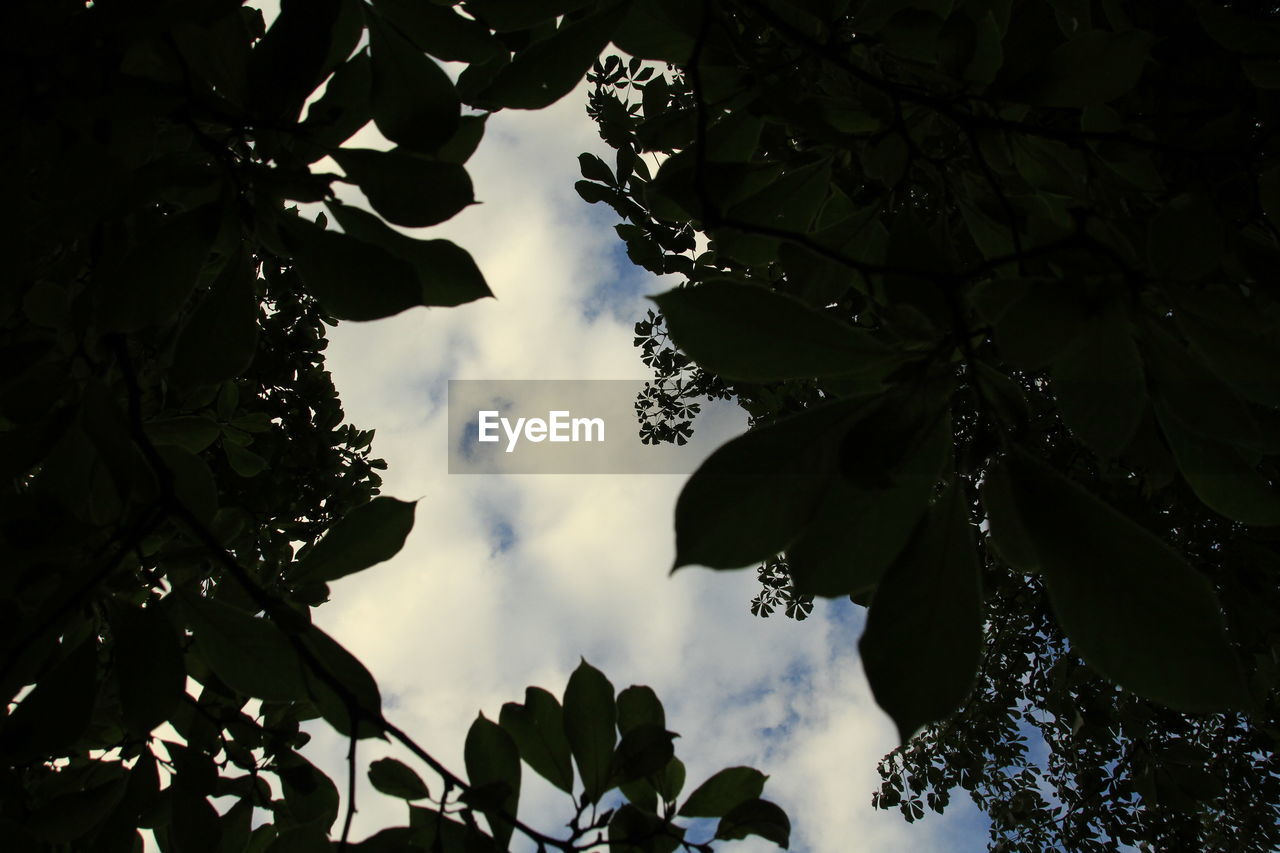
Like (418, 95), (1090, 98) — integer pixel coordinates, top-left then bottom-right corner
(611, 724), (677, 785)
(616, 685), (665, 734)
(281, 215), (424, 321)
(653, 280), (896, 382)
(0, 638), (98, 762)
(278, 752), (340, 831)
(674, 398), (866, 570)
(678, 767), (767, 818)
(144, 416), (221, 454)
(563, 659), (617, 804)
(327, 203), (493, 307)
(474, 3), (629, 109)
(97, 205), (221, 332)
(714, 798), (791, 848)
(172, 247), (258, 386)
(372, 0), (503, 62)
(368, 757), (430, 800)
(156, 445), (219, 521)
(464, 0), (597, 32)
(1017, 29), (1154, 107)
(498, 686), (574, 794)
(183, 594), (310, 702)
(110, 602), (186, 735)
(464, 714), (521, 849)
(859, 481), (983, 743)
(290, 496), (415, 585)
(298, 626), (384, 738)
(1050, 298), (1145, 459)
(368, 11), (460, 152)
(331, 148), (474, 228)
(1002, 449), (1252, 711)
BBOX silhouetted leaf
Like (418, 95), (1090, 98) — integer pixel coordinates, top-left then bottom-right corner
(110, 602), (185, 735)
(183, 594), (310, 702)
(714, 798), (790, 848)
(498, 687), (574, 794)
(653, 280), (896, 381)
(464, 715), (520, 848)
(368, 758), (430, 801)
(331, 148), (474, 228)
(290, 496), (415, 585)
(371, 0), (503, 62)
(860, 481), (982, 742)
(678, 767), (766, 818)
(1002, 449), (1252, 711)
(281, 216), (424, 321)
(563, 659), (616, 804)
(367, 11), (460, 152)
(172, 247), (258, 386)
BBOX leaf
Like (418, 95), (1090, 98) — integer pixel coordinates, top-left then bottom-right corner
(1019, 29), (1154, 107)
(370, 0), (503, 62)
(326, 203), (493, 307)
(171, 247), (259, 386)
(368, 758), (430, 800)
(1050, 298), (1145, 458)
(183, 594), (310, 702)
(97, 204), (221, 332)
(298, 51), (373, 158)
(110, 602), (186, 735)
(144, 416), (221, 454)
(498, 687), (574, 793)
(26, 778), (126, 843)
(1001, 449), (1252, 711)
(170, 786), (223, 853)
(290, 496), (415, 585)
(980, 461), (1038, 572)
(281, 215), (424, 321)
(578, 153), (615, 184)
(1154, 402), (1280, 527)
(0, 638), (98, 762)
(247, 0), (342, 121)
(714, 798), (791, 848)
(298, 626), (384, 738)
(464, 714), (521, 849)
(611, 724), (677, 785)
(156, 445), (219, 521)
(788, 413), (950, 598)
(653, 280), (896, 382)
(673, 398), (865, 570)
(474, 2), (630, 109)
(278, 752), (340, 831)
(859, 481), (983, 742)
(563, 659), (617, 804)
(367, 11), (460, 152)
(464, 0), (597, 32)
(331, 148), (474, 228)
(678, 767), (767, 818)
(616, 685), (665, 734)
(1148, 195), (1225, 282)
(224, 441), (267, 477)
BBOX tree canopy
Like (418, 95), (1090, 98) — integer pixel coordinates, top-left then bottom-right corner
(2, 1), (792, 851)
(575, 0), (1280, 849)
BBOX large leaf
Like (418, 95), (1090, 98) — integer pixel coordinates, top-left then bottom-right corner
(678, 767), (766, 818)
(97, 205), (221, 332)
(1017, 29), (1154, 107)
(789, 413), (950, 598)
(298, 626), (384, 739)
(110, 602), (186, 735)
(498, 687), (574, 793)
(326, 202), (492, 306)
(1049, 298), (1145, 459)
(474, 2), (629, 109)
(1001, 449), (1252, 711)
(171, 247), (258, 386)
(0, 638), (98, 762)
(859, 481), (983, 742)
(562, 659), (616, 804)
(653, 280), (895, 382)
(673, 397), (867, 570)
(464, 0), (598, 32)
(331, 148), (474, 228)
(464, 715), (521, 849)
(368, 758), (430, 800)
(183, 595), (310, 702)
(281, 216), (424, 321)
(367, 11), (460, 152)
(371, 0), (503, 62)
(290, 496), (416, 586)
(714, 798), (791, 848)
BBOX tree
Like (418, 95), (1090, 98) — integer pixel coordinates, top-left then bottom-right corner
(576, 0), (1280, 849)
(2, 1), (790, 850)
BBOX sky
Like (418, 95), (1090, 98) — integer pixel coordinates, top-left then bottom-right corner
(296, 75), (994, 852)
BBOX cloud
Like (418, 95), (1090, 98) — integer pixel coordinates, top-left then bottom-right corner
(304, 82), (990, 852)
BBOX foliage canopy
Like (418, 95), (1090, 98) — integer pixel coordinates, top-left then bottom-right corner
(3, 1), (790, 851)
(576, 0), (1280, 849)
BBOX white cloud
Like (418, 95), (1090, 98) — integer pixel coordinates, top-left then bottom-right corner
(306, 82), (990, 852)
